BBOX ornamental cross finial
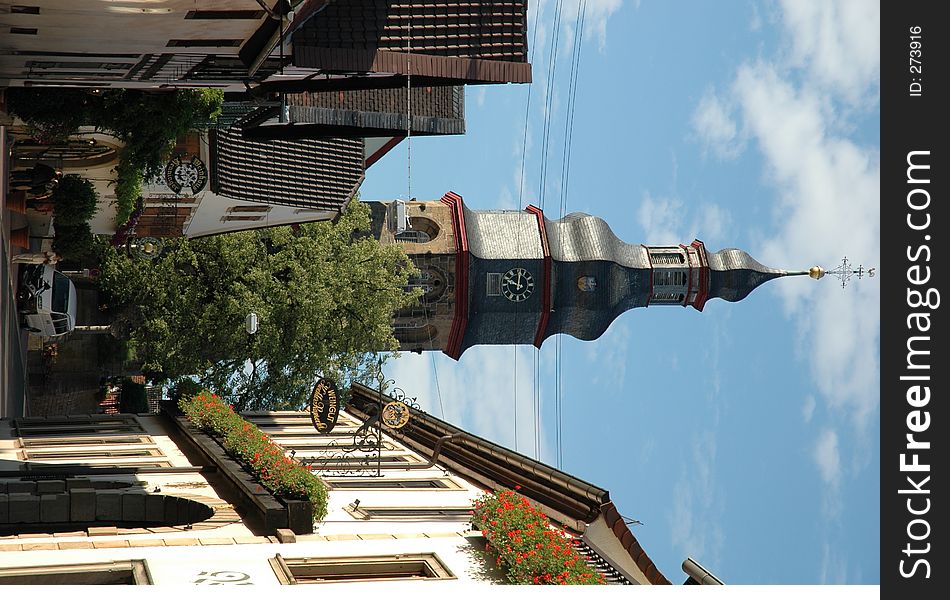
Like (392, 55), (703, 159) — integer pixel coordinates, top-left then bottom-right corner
(826, 256), (875, 289)
(807, 257), (875, 288)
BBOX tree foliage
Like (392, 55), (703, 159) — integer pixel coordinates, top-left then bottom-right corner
(53, 222), (96, 262)
(6, 87), (223, 225)
(99, 202), (419, 410)
(52, 174), (99, 226)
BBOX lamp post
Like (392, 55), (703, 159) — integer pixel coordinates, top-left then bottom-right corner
(242, 312), (260, 409)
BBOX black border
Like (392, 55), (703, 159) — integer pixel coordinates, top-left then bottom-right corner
(881, 3), (946, 594)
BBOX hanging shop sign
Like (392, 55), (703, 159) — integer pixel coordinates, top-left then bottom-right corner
(164, 155), (208, 195)
(310, 378), (340, 434)
(381, 400), (412, 430)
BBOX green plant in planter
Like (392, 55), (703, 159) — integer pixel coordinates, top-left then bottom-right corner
(179, 391), (328, 521)
(52, 174), (99, 227)
(472, 489), (605, 585)
(53, 222), (96, 262)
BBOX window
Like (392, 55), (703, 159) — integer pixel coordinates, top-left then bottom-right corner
(270, 554), (454, 584)
(486, 273), (502, 296)
(221, 215), (264, 222)
(651, 252), (684, 265)
(651, 292), (684, 304)
(14, 416), (145, 437)
(22, 461), (173, 470)
(0, 561), (152, 585)
(653, 270), (687, 287)
(167, 39), (243, 47)
(281, 440), (398, 451)
(394, 230), (431, 244)
(307, 455), (419, 469)
(19, 435), (154, 448)
(327, 478), (462, 490)
(229, 205), (271, 213)
(11, 6), (41, 14)
(21, 447), (164, 460)
(185, 10), (265, 19)
(27, 61), (133, 71)
(345, 505), (473, 521)
(10, 27), (38, 35)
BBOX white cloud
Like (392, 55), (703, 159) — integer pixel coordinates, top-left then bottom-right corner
(819, 542), (849, 584)
(731, 60), (880, 432)
(473, 86), (487, 108)
(812, 428), (844, 519)
(584, 321), (630, 388)
(691, 90), (743, 159)
(637, 193), (732, 246)
(669, 430), (725, 569)
(637, 194), (683, 244)
(802, 395), (816, 422)
(812, 428), (841, 484)
(778, 0), (880, 104)
(385, 346), (548, 459)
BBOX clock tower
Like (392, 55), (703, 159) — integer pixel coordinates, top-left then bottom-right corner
(369, 192), (845, 360)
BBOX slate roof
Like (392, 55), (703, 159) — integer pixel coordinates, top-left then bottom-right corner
(209, 128), (364, 210)
(707, 248), (788, 302)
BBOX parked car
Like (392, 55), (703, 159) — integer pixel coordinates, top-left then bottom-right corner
(18, 264), (77, 337)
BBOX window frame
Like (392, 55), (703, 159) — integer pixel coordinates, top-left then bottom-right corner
(344, 505), (474, 521)
(0, 560), (153, 585)
(269, 553), (455, 584)
(325, 477), (462, 491)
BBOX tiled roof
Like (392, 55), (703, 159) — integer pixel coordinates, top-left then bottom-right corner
(601, 501), (672, 585)
(288, 86), (464, 136)
(293, 0), (531, 84)
(289, 85), (462, 120)
(209, 128), (364, 210)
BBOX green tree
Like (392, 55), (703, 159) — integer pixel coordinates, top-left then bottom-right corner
(99, 201), (419, 410)
(52, 174), (99, 226)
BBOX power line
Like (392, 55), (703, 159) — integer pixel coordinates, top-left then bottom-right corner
(431, 353), (445, 419)
(553, 0), (588, 470)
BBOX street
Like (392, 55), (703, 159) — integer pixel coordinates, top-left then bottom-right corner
(1, 123), (29, 418)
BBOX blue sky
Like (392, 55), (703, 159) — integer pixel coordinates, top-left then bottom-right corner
(360, 0), (880, 584)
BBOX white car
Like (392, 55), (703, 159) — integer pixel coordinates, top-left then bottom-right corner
(18, 264), (78, 337)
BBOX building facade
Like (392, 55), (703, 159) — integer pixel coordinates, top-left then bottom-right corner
(1, 1), (530, 92)
(0, 382), (674, 585)
(371, 193), (816, 358)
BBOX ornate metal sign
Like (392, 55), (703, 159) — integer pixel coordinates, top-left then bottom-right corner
(309, 378), (340, 434)
(381, 400), (412, 429)
(164, 155), (208, 194)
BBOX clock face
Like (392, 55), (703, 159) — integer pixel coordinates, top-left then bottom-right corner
(502, 267), (535, 302)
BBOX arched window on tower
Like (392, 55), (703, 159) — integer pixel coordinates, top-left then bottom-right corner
(395, 230), (431, 244)
(394, 216), (441, 244)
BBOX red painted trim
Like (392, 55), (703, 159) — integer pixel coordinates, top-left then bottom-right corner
(365, 135), (405, 168)
(525, 205), (551, 347)
(680, 244), (691, 307)
(690, 240), (710, 312)
(440, 191), (468, 360)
